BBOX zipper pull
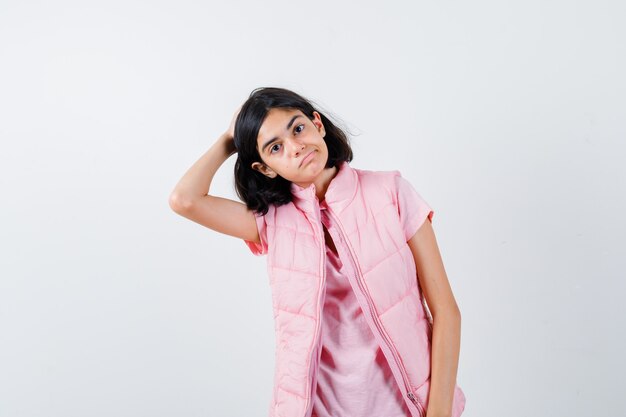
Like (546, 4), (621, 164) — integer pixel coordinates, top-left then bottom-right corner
(407, 391), (418, 404)
(407, 392), (425, 417)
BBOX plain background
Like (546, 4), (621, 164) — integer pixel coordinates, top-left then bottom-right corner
(1, 1), (625, 416)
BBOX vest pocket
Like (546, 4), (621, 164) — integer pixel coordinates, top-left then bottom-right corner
(413, 378), (430, 414)
(413, 378), (467, 417)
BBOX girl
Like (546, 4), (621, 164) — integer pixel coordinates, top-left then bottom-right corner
(169, 87), (466, 417)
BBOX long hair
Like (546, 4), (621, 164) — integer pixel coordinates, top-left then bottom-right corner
(233, 87), (353, 215)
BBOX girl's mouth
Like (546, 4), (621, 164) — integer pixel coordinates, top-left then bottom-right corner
(300, 150), (316, 167)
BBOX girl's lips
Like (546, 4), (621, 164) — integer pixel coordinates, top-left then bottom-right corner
(300, 150), (316, 167)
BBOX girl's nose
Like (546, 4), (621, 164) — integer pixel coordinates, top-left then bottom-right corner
(288, 138), (305, 156)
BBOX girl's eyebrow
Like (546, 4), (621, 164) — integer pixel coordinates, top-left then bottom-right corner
(261, 115), (302, 153)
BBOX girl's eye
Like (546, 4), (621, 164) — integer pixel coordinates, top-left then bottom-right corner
(270, 143), (281, 154)
(294, 124), (304, 134)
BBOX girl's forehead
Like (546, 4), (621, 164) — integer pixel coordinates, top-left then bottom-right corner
(257, 108), (305, 141)
(264, 107), (302, 123)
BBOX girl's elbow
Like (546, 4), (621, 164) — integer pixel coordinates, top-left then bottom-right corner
(442, 305), (462, 322)
(452, 304), (462, 321)
(169, 192), (195, 214)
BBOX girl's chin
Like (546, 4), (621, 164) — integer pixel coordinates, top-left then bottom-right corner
(292, 169), (324, 185)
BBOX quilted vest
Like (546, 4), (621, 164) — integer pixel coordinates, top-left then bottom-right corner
(245, 161), (466, 417)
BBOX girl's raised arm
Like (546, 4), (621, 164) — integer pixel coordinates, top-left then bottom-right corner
(168, 109), (261, 244)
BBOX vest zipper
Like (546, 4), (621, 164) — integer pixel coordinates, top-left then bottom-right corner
(324, 207), (425, 417)
(303, 218), (327, 417)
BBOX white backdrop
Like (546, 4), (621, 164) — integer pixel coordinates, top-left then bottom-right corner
(1, 1), (624, 416)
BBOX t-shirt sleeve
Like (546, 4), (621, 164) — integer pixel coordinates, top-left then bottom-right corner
(395, 173), (434, 241)
(243, 211), (268, 256)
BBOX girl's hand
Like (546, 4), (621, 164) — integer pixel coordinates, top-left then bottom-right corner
(225, 105), (242, 141)
(221, 105), (241, 156)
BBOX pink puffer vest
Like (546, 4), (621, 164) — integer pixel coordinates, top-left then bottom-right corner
(245, 161), (466, 417)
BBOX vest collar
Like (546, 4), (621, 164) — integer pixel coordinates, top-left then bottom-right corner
(289, 161), (357, 215)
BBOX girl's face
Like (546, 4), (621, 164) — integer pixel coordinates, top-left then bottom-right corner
(252, 107), (329, 188)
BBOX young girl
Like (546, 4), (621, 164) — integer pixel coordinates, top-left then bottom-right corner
(169, 87), (466, 417)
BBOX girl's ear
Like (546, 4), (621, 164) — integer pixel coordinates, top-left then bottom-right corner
(251, 161), (278, 178)
(312, 111), (326, 137)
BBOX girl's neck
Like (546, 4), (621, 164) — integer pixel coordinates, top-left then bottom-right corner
(294, 167), (339, 203)
(311, 165), (339, 203)
(291, 164), (340, 203)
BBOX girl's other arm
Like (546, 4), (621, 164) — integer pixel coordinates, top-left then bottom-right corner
(408, 219), (461, 417)
(168, 109), (261, 244)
